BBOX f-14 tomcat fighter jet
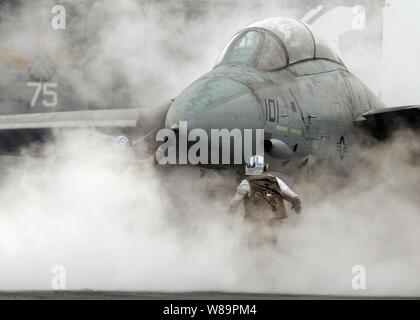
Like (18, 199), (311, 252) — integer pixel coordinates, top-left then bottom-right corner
(0, 17), (419, 174)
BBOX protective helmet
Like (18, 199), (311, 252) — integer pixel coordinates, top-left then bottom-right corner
(245, 155), (267, 176)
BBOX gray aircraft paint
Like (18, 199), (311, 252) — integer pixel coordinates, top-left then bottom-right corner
(0, 15), (417, 177)
(163, 17), (391, 175)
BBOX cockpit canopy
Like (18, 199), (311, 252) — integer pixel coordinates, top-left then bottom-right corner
(215, 17), (341, 71)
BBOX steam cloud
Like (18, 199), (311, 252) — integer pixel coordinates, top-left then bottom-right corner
(0, 128), (419, 296)
(0, 0), (419, 296)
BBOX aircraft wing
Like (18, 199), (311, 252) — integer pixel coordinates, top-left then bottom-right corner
(355, 105), (420, 140)
(0, 98), (172, 131)
(0, 108), (143, 130)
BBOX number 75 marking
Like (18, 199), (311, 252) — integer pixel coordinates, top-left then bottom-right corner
(27, 82), (58, 108)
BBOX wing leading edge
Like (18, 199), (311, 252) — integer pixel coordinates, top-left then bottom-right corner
(0, 102), (172, 153)
(0, 108), (144, 130)
(355, 105), (420, 140)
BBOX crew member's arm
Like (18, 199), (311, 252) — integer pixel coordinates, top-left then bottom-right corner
(228, 180), (251, 214)
(276, 178), (302, 214)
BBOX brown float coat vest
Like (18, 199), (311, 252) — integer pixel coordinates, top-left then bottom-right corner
(244, 173), (287, 220)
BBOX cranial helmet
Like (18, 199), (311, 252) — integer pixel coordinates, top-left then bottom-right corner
(245, 155), (267, 176)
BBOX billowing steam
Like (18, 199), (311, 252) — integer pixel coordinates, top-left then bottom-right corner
(0, 0), (419, 296)
(0, 128), (419, 296)
(0, 0), (316, 110)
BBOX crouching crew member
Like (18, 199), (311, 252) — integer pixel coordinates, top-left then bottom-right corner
(229, 155), (302, 245)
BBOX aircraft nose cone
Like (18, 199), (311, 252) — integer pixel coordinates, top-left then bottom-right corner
(165, 78), (263, 131)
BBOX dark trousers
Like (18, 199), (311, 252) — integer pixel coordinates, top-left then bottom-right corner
(244, 216), (284, 247)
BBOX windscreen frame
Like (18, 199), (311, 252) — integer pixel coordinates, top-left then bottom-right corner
(214, 28), (290, 72)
